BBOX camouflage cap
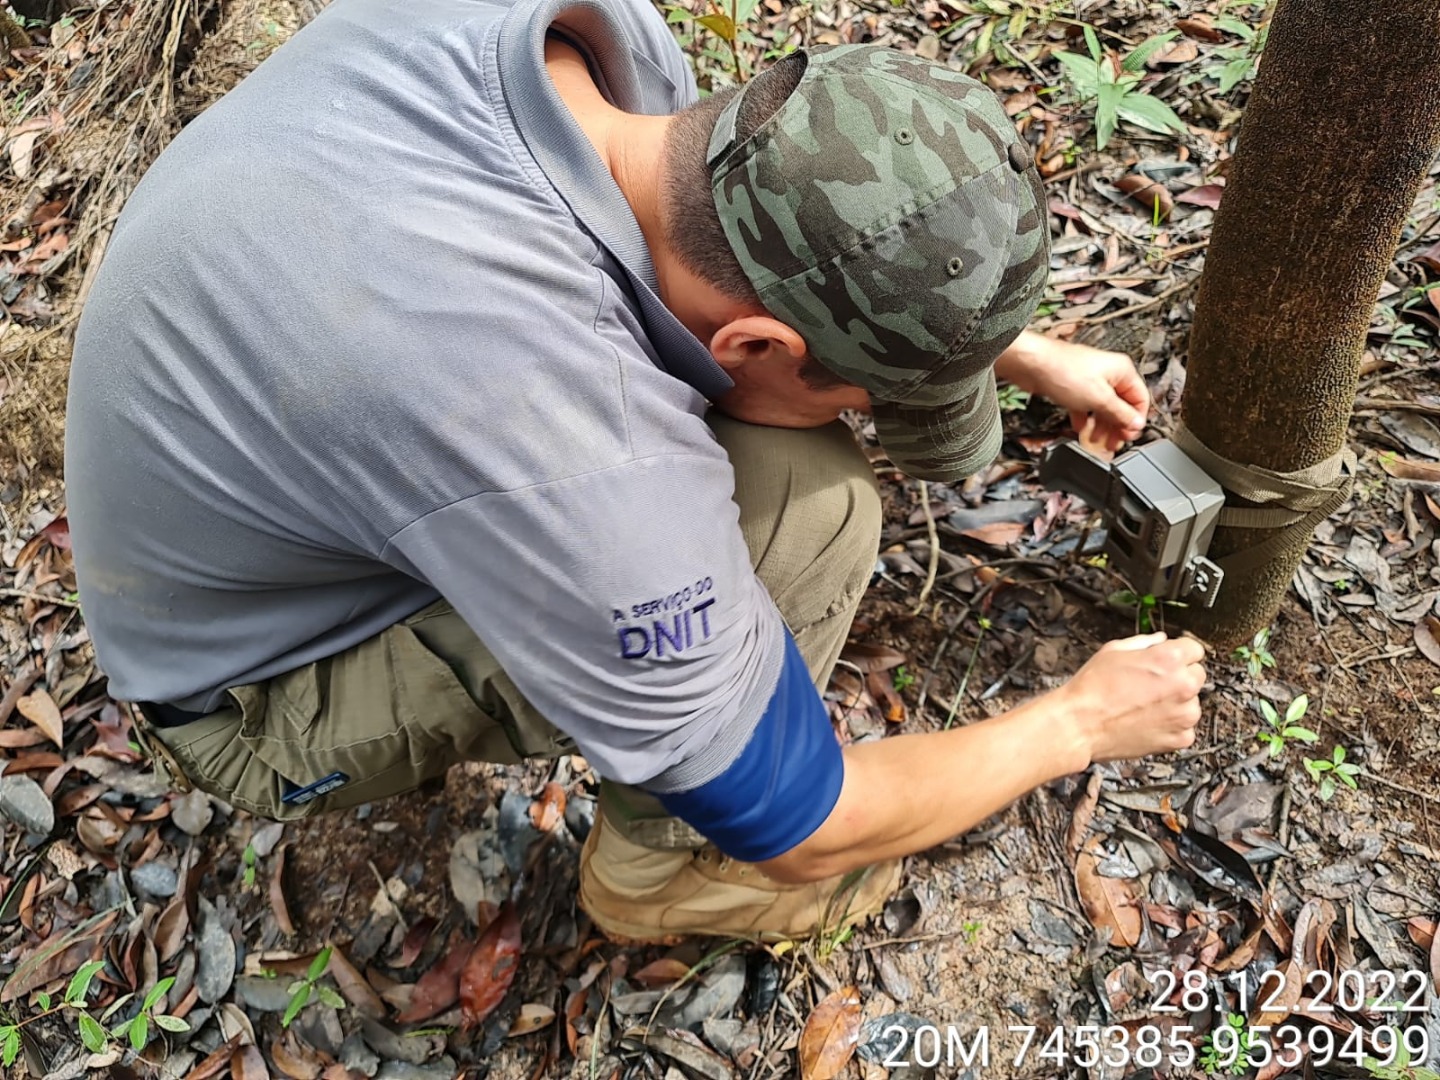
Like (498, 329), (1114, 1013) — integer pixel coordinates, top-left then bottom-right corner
(707, 44), (1050, 482)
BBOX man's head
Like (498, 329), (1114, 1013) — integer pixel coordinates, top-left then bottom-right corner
(659, 46), (1050, 482)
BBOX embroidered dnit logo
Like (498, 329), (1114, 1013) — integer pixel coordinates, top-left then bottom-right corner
(613, 578), (717, 660)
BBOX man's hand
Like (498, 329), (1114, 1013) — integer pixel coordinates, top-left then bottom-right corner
(1057, 632), (1207, 761)
(995, 331), (1149, 454)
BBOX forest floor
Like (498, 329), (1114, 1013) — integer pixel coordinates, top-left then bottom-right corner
(2, 1), (1440, 1078)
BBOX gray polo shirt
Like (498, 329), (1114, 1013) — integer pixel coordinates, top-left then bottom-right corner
(65, 0), (797, 796)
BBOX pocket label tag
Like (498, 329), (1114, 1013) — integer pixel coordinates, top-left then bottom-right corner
(281, 771), (350, 806)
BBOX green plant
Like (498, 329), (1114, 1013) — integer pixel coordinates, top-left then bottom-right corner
(891, 665), (916, 692)
(1205, 15), (1268, 94)
(1233, 626), (1276, 677)
(944, 0), (1067, 71)
(282, 947), (346, 1028)
(242, 841), (258, 888)
(1053, 26), (1187, 149)
(1198, 1013), (1253, 1076)
(1108, 590), (1186, 634)
(0, 962), (188, 1066)
(943, 616), (991, 731)
(1303, 745), (1361, 801)
(996, 384), (1032, 412)
(1255, 694), (1318, 757)
(1365, 1034), (1440, 1080)
(664, 0), (760, 91)
(961, 920), (982, 945)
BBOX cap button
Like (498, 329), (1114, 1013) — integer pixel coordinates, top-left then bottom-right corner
(1008, 141), (1032, 172)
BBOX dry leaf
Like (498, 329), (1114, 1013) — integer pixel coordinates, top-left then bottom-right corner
(459, 902), (522, 1029)
(8, 131), (40, 180)
(395, 929), (473, 1023)
(155, 897), (190, 964)
(270, 1032), (324, 1080)
(632, 957), (693, 987)
(328, 946), (386, 1019)
(961, 520), (1026, 546)
(1075, 836), (1141, 947)
(1116, 174), (1174, 220)
(1176, 183), (1225, 209)
(1066, 769), (1102, 860)
(507, 1002), (555, 1036)
(1176, 15), (1224, 41)
(1432, 919), (1440, 995)
(393, 916), (437, 968)
(864, 670), (906, 723)
(182, 1035), (243, 1080)
(1414, 618), (1440, 669)
(798, 984), (863, 1080)
(270, 843), (296, 937)
(231, 1045), (271, 1080)
(16, 689), (64, 749)
(1407, 915), (1436, 951)
(839, 642), (907, 673)
(530, 782), (566, 832)
(1380, 456), (1440, 482)
(1151, 38), (1199, 64)
(1255, 959), (1304, 1026)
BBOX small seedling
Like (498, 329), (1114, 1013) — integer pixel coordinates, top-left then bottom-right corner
(1255, 694), (1318, 757)
(1108, 590), (1185, 634)
(996, 384), (1031, 412)
(961, 920), (982, 945)
(1203, 15), (1268, 94)
(1365, 1034), (1440, 1080)
(1303, 746), (1361, 801)
(1053, 26), (1187, 149)
(891, 665), (916, 693)
(283, 946), (346, 1028)
(242, 842), (258, 888)
(1233, 627), (1276, 678)
(1198, 1013), (1253, 1076)
(108, 977), (190, 1053)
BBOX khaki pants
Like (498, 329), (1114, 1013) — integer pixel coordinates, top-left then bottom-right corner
(137, 415), (882, 839)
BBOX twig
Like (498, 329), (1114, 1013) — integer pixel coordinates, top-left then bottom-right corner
(912, 480), (940, 615)
(0, 587), (80, 608)
(1043, 159), (1103, 187)
(1072, 279), (1194, 327)
(1364, 770), (1440, 804)
(1354, 396), (1440, 417)
(980, 640), (1037, 701)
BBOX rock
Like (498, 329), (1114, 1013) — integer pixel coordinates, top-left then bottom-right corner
(360, 1018), (444, 1065)
(170, 789), (214, 835)
(250, 821), (285, 858)
(196, 899), (237, 1003)
(234, 974), (297, 1013)
(565, 795), (596, 842)
(341, 1032), (381, 1078)
(448, 808), (510, 925)
(374, 1060), (458, 1080)
(130, 861), (178, 899)
(663, 954), (745, 1028)
(0, 774), (54, 835)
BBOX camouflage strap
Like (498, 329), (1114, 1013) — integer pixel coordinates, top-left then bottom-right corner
(1172, 422), (1356, 576)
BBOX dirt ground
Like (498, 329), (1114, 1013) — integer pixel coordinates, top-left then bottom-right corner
(3, 0), (1440, 1078)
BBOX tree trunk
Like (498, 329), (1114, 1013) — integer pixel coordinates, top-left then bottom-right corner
(1177, 0), (1440, 648)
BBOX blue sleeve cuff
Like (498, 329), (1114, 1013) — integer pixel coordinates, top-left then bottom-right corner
(654, 628), (844, 863)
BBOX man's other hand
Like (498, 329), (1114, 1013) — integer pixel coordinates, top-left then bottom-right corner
(995, 331), (1149, 454)
(1060, 632), (1206, 762)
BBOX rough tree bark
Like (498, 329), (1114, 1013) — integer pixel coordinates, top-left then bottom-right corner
(1177, 0), (1440, 648)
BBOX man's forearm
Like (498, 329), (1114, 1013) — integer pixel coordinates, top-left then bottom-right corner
(758, 689), (1088, 883)
(992, 329), (1053, 391)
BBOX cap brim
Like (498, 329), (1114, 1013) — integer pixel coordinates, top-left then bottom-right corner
(872, 368), (1002, 482)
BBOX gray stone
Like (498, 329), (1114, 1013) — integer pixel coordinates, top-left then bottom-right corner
(374, 1061), (458, 1080)
(195, 899), (237, 1003)
(0, 774), (54, 835)
(130, 861), (178, 899)
(361, 1018), (443, 1065)
(663, 954), (745, 1028)
(249, 821), (285, 858)
(234, 974), (297, 1013)
(341, 1032), (381, 1078)
(170, 789), (214, 836)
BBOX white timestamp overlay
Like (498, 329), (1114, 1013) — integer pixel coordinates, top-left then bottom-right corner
(876, 1016), (1433, 1073)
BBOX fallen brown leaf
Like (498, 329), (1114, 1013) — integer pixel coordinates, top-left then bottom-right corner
(1151, 38), (1199, 64)
(271, 843), (296, 936)
(1381, 456), (1440, 482)
(1255, 959), (1304, 1026)
(393, 916), (437, 968)
(508, 1002), (556, 1036)
(864, 670), (906, 723)
(1066, 769), (1102, 860)
(1116, 174), (1174, 220)
(1414, 618), (1440, 670)
(232, 1045), (271, 1080)
(16, 689), (64, 749)
(961, 520), (1026, 546)
(530, 782), (566, 832)
(271, 1031), (324, 1080)
(1176, 183), (1225, 209)
(798, 984), (863, 1080)
(1075, 836), (1142, 947)
(838, 642), (907, 673)
(460, 902), (522, 1029)
(1407, 915), (1435, 951)
(632, 957), (692, 988)
(328, 946), (387, 1019)
(1176, 15), (1224, 41)
(155, 897), (190, 964)
(182, 1034), (243, 1080)
(396, 928), (473, 1023)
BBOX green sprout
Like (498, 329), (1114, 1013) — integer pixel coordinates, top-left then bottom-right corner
(1053, 26), (1187, 149)
(996, 384), (1032, 412)
(1303, 745), (1362, 801)
(1198, 1013), (1253, 1076)
(242, 841), (258, 888)
(1233, 627), (1276, 678)
(891, 665), (916, 692)
(1255, 694), (1318, 757)
(283, 947), (346, 1028)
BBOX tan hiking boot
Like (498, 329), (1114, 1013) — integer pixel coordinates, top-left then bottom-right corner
(576, 808), (902, 944)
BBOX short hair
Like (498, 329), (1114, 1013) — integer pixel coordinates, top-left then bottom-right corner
(661, 54), (808, 307)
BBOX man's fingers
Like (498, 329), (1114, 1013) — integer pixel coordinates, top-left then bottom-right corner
(1106, 632), (1168, 652)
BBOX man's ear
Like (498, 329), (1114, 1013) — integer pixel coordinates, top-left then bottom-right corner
(709, 315), (808, 374)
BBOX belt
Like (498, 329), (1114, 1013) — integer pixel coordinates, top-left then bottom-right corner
(141, 701), (211, 728)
